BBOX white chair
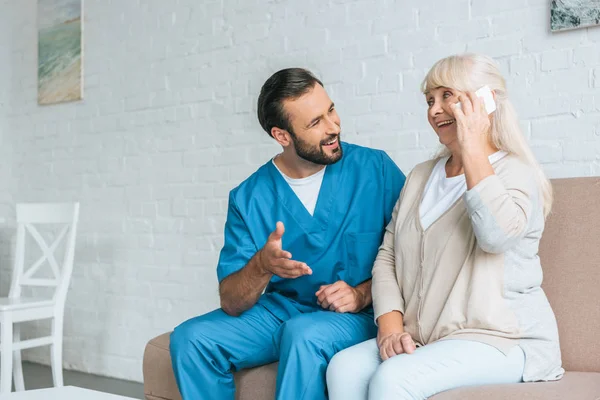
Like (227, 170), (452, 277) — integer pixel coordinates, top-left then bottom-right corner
(0, 202), (80, 394)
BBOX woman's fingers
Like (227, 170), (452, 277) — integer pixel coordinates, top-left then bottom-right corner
(457, 93), (473, 115)
(400, 333), (416, 354)
(392, 338), (405, 355)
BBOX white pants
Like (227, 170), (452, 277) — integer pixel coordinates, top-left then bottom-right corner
(326, 338), (525, 400)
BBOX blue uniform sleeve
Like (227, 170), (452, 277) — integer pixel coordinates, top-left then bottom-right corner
(381, 151), (405, 225)
(216, 192), (258, 283)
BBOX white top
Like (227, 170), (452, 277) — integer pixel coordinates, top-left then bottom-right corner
(419, 151), (508, 230)
(272, 159), (325, 216)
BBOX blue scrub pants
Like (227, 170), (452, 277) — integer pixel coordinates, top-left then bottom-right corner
(170, 300), (376, 400)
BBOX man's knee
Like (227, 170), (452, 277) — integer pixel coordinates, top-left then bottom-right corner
(170, 323), (197, 359)
(169, 314), (218, 360)
(279, 316), (323, 351)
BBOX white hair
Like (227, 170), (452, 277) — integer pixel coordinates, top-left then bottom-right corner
(421, 53), (553, 218)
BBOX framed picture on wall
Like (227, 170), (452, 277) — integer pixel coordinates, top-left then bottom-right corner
(37, 0), (84, 105)
(551, 0), (600, 32)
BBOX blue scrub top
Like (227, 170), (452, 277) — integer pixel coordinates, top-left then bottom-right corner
(216, 142), (405, 319)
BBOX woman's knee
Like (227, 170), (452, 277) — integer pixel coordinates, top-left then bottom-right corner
(327, 341), (379, 399)
(368, 361), (397, 398)
(326, 348), (355, 387)
(368, 357), (422, 400)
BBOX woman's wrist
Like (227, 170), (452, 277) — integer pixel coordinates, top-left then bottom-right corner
(376, 311), (405, 337)
(461, 148), (495, 189)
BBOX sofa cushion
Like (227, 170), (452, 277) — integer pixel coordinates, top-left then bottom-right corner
(143, 333), (181, 400)
(144, 333), (600, 400)
(429, 372), (600, 400)
(539, 177), (600, 373)
(143, 178), (600, 400)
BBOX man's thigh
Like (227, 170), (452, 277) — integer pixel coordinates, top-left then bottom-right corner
(171, 303), (283, 371)
(276, 309), (377, 353)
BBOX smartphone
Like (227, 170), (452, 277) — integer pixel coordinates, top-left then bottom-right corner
(455, 85), (496, 114)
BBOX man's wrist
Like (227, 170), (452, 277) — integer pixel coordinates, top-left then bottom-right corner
(355, 284), (369, 310)
(253, 249), (271, 278)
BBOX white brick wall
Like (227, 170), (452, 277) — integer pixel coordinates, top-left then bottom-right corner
(1, 0), (599, 382)
(0, 0), (16, 298)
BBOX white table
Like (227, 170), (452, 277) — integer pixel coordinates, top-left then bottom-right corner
(0, 386), (138, 399)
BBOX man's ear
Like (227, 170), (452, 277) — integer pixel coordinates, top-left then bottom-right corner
(271, 127), (292, 147)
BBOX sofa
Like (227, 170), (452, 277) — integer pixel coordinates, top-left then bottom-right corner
(143, 177), (600, 399)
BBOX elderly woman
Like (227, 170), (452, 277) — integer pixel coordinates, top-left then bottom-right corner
(326, 53), (564, 399)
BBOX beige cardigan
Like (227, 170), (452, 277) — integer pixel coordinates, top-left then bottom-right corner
(372, 155), (564, 382)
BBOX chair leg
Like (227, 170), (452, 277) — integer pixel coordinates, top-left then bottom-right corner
(50, 316), (64, 387)
(12, 324), (25, 391)
(0, 314), (13, 393)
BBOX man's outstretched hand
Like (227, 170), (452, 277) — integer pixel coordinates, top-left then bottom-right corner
(258, 222), (312, 279)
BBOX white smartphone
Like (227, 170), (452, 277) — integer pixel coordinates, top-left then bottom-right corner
(455, 85), (496, 114)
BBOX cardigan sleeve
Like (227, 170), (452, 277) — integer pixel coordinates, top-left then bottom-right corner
(463, 166), (539, 254)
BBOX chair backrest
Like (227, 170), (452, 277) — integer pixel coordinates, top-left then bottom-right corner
(540, 177), (600, 373)
(8, 202), (80, 307)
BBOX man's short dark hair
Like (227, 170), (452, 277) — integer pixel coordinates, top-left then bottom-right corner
(257, 68), (323, 137)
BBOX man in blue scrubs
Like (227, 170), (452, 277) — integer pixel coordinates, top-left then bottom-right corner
(170, 68), (405, 399)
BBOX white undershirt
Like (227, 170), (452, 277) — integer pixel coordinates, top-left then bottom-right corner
(419, 151), (508, 230)
(272, 159), (325, 216)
